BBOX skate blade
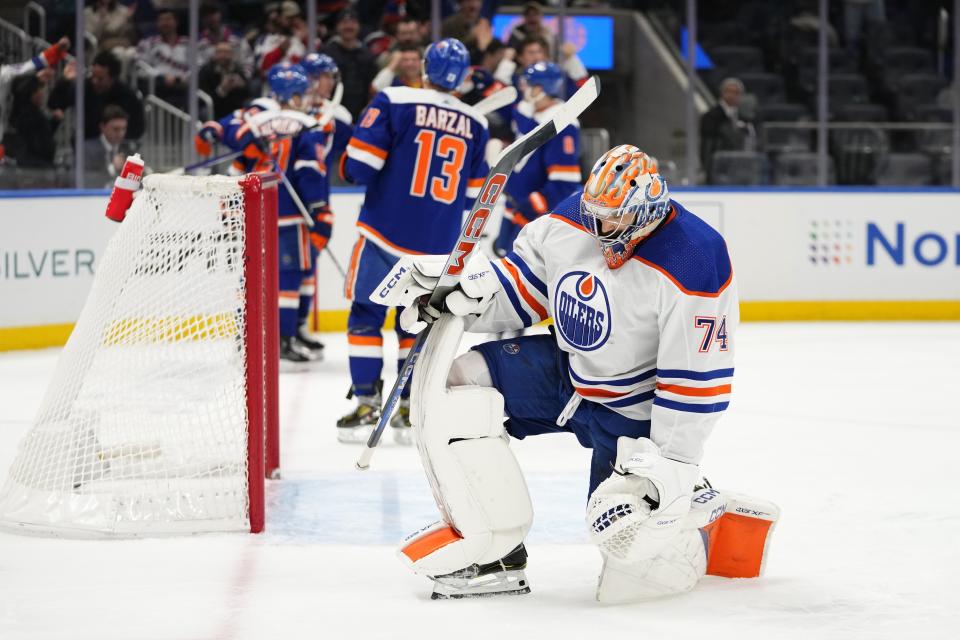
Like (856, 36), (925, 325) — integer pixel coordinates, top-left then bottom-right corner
(337, 425), (374, 444)
(430, 570), (530, 600)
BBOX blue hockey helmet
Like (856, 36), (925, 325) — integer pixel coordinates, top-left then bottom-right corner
(423, 38), (470, 91)
(267, 63), (309, 103)
(522, 61), (564, 99)
(300, 53), (339, 80)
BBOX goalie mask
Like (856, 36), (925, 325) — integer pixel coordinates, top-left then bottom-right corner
(581, 145), (671, 270)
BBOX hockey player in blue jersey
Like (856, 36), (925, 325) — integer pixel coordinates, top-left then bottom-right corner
(194, 96), (281, 172)
(290, 53), (355, 358)
(336, 37), (490, 443)
(255, 64), (331, 365)
(494, 61), (582, 256)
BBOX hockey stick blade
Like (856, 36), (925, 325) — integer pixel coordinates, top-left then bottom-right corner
(355, 76), (601, 471)
(473, 86), (518, 115)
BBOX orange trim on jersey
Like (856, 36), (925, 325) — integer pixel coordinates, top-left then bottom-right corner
(467, 177), (485, 188)
(398, 337), (415, 349)
(356, 221), (427, 255)
(338, 151), (348, 182)
(401, 525), (463, 563)
(344, 237), (365, 300)
(501, 258), (548, 320)
(279, 291), (299, 299)
(656, 383), (732, 397)
(547, 164), (581, 174)
(548, 213), (589, 234)
(633, 254), (734, 298)
(348, 335), (384, 346)
(348, 137), (388, 160)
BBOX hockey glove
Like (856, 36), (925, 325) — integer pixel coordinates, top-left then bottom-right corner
(586, 437), (700, 563)
(309, 204), (333, 251)
(194, 121), (223, 157)
(397, 251), (501, 334)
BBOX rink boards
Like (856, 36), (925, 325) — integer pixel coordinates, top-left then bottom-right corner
(1, 186), (959, 350)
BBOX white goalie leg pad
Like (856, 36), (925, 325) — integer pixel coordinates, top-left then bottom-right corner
(398, 314), (532, 577)
(595, 486), (726, 603)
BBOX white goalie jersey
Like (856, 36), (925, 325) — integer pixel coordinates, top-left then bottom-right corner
(468, 189), (738, 465)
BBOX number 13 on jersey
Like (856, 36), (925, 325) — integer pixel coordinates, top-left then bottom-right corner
(410, 130), (467, 205)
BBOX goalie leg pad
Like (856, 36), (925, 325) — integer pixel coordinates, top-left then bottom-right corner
(702, 492), (780, 579)
(399, 315), (533, 577)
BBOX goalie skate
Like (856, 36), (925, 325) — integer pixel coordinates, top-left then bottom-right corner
(429, 545), (531, 600)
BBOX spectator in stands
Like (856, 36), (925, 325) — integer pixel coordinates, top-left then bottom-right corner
(198, 3), (255, 78)
(441, 0), (483, 42)
(48, 51), (145, 141)
(369, 15), (423, 68)
(85, 0), (137, 54)
(843, 0), (886, 53)
(371, 43), (423, 92)
(700, 77), (758, 184)
(364, 1), (413, 65)
(507, 2), (558, 56)
(199, 42), (253, 119)
(6, 72), (58, 168)
(254, 1), (309, 77)
(137, 10), (190, 108)
(322, 9), (378, 118)
(83, 105), (131, 188)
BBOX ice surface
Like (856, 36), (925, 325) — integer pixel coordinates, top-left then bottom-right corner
(1, 323), (958, 639)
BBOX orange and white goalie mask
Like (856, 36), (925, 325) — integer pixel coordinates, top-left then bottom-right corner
(580, 145), (671, 269)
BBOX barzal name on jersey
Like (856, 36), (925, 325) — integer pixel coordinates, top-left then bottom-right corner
(467, 189), (738, 465)
(341, 86), (490, 256)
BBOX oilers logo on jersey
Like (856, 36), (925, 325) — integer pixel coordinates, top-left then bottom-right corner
(554, 272), (612, 351)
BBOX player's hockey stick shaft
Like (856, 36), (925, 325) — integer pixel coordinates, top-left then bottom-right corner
(356, 76), (601, 471)
(473, 86), (518, 115)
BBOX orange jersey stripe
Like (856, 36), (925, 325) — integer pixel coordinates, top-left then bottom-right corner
(547, 164), (581, 173)
(467, 177), (485, 188)
(348, 137), (388, 160)
(344, 237), (365, 300)
(356, 222), (427, 255)
(348, 335), (384, 346)
(398, 337), (415, 349)
(501, 258), (548, 320)
(656, 383), (732, 397)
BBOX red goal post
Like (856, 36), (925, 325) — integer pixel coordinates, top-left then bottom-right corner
(0, 172), (280, 536)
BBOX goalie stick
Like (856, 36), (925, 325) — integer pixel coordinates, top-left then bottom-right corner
(355, 76), (601, 471)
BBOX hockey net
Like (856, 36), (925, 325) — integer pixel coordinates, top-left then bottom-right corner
(0, 173), (279, 536)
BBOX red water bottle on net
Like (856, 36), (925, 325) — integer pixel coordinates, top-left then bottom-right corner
(104, 153), (145, 223)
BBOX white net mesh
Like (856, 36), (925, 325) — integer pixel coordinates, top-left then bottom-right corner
(0, 175), (258, 536)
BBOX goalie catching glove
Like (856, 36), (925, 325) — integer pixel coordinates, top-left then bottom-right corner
(369, 251), (500, 333)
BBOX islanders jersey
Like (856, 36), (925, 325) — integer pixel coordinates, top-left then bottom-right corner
(469, 190), (738, 465)
(342, 86), (490, 255)
(309, 99), (354, 195)
(505, 101), (582, 222)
